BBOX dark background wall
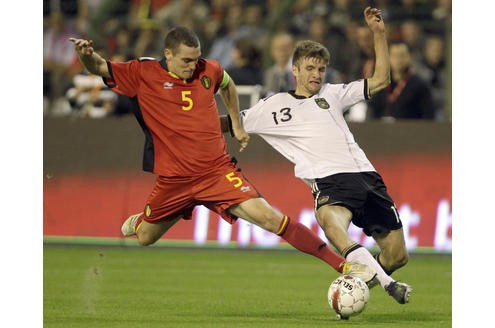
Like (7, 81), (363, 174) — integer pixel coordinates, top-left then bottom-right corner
(44, 116), (451, 174)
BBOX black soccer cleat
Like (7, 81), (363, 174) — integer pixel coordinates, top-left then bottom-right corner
(385, 281), (412, 304)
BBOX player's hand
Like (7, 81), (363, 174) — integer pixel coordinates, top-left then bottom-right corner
(364, 7), (385, 34)
(69, 38), (95, 56)
(233, 126), (250, 152)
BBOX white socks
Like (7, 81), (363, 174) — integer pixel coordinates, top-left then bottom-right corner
(345, 245), (394, 288)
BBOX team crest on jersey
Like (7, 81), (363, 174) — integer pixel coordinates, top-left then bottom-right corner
(317, 195), (330, 205)
(163, 82), (174, 89)
(315, 98), (330, 109)
(145, 204), (152, 217)
(240, 186), (251, 193)
(201, 76), (212, 89)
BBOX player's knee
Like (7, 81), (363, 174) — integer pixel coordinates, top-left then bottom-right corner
(380, 247), (408, 271)
(258, 210), (285, 233)
(138, 239), (154, 246)
(391, 249), (409, 268)
(268, 216), (285, 234)
(137, 233), (158, 246)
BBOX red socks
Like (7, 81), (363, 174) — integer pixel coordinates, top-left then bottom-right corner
(277, 216), (345, 272)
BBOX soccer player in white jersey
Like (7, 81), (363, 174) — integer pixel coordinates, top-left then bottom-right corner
(223, 7), (412, 304)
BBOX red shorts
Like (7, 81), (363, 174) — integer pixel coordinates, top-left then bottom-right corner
(142, 161), (261, 224)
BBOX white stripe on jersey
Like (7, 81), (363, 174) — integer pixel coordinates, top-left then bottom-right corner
(241, 80), (375, 179)
(310, 180), (320, 211)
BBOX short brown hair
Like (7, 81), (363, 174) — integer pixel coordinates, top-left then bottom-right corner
(164, 27), (200, 53)
(292, 40), (330, 66)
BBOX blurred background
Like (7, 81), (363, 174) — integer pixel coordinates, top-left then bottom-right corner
(43, 0), (451, 253)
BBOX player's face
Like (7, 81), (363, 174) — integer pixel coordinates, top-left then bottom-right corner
(164, 44), (201, 80)
(292, 57), (326, 97)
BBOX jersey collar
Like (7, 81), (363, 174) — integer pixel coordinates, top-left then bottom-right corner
(158, 58), (204, 83)
(288, 90), (309, 99)
(159, 58), (181, 80)
(159, 58), (169, 71)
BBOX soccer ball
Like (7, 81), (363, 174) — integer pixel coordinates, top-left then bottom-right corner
(328, 274), (370, 319)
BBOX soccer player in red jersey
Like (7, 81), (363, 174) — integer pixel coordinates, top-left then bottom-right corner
(69, 27), (375, 283)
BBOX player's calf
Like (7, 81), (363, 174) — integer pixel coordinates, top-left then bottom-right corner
(375, 251), (409, 276)
(121, 213), (160, 246)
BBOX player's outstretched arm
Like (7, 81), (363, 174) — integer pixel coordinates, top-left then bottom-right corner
(218, 78), (249, 152)
(69, 38), (111, 78)
(364, 7), (390, 96)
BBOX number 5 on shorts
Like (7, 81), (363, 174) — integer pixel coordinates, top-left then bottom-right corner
(225, 172), (243, 188)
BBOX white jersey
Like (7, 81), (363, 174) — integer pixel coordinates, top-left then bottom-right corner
(240, 79), (375, 180)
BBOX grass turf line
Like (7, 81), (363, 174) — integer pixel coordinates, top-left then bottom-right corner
(44, 245), (451, 327)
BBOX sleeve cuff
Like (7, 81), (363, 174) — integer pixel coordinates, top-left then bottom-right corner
(102, 61), (116, 88)
(364, 79), (371, 100)
(227, 115), (234, 137)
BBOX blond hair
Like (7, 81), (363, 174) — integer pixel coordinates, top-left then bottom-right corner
(292, 40), (330, 66)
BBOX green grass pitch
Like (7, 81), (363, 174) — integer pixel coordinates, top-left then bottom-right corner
(43, 245), (451, 327)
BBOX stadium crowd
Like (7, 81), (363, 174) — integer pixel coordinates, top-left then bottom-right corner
(43, 0), (451, 121)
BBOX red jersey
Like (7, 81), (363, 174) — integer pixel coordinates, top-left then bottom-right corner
(104, 57), (232, 176)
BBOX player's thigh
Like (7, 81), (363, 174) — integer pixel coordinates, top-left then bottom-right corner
(316, 204), (353, 233)
(311, 173), (364, 234)
(228, 197), (283, 233)
(316, 204), (354, 252)
(196, 162), (263, 224)
(144, 175), (195, 223)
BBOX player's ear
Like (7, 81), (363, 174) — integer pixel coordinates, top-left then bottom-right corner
(164, 48), (172, 60)
(292, 64), (298, 78)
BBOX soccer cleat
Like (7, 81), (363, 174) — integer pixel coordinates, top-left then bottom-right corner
(341, 261), (377, 286)
(121, 213), (142, 236)
(385, 281), (412, 304)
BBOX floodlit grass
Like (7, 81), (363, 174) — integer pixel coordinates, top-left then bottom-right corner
(43, 245), (451, 327)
